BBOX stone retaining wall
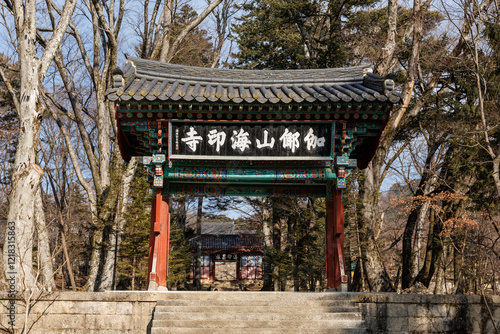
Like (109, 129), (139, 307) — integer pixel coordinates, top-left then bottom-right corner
(0, 291), (157, 334)
(355, 293), (500, 333)
(0, 291), (498, 333)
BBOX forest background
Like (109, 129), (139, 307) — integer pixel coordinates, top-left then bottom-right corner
(0, 0), (499, 295)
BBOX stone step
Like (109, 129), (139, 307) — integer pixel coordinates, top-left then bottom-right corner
(155, 305), (359, 314)
(154, 311), (363, 321)
(150, 292), (367, 334)
(152, 319), (365, 329)
(155, 292), (355, 301)
(151, 328), (368, 334)
(156, 299), (356, 307)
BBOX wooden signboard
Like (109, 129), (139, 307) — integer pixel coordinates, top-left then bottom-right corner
(169, 121), (334, 160)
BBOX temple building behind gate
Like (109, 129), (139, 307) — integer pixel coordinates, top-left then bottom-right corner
(188, 221), (263, 290)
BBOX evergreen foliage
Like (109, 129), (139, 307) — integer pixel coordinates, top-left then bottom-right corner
(117, 168), (151, 290)
(136, 4), (214, 66)
(169, 5), (215, 66)
(232, 0), (395, 69)
(167, 208), (193, 289)
(265, 197), (326, 291)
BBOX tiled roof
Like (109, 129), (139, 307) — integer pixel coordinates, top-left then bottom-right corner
(201, 222), (235, 235)
(190, 234), (263, 251)
(106, 56), (399, 104)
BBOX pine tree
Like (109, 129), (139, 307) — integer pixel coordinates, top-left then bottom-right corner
(231, 0), (385, 69)
(137, 4), (215, 67)
(167, 213), (192, 289)
(117, 168), (151, 290)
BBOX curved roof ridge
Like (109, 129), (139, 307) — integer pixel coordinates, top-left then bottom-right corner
(107, 56), (398, 104)
(125, 56), (371, 85)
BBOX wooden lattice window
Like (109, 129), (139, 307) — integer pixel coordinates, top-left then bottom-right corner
(190, 255), (211, 279)
(240, 255), (263, 280)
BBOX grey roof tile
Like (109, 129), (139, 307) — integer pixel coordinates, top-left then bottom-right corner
(166, 81), (179, 98)
(106, 56), (399, 105)
(153, 80), (169, 97)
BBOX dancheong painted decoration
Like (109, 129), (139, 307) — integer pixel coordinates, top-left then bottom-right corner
(106, 56), (399, 291)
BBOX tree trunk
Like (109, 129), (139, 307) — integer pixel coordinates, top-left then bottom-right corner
(3, 0), (76, 292)
(272, 199), (282, 291)
(413, 202), (429, 277)
(402, 152), (440, 289)
(177, 196), (187, 231)
(6, 161), (42, 291)
(96, 89), (111, 191)
(374, 0), (398, 75)
(132, 256), (136, 290)
(357, 161), (394, 292)
(194, 196), (203, 290)
(34, 190), (56, 291)
(415, 207), (443, 287)
(85, 228), (104, 291)
(100, 158), (137, 291)
(84, 158), (121, 291)
(290, 216), (299, 291)
(4, 18), (42, 288)
(433, 249), (446, 294)
(262, 202), (273, 290)
(99, 227), (117, 291)
(59, 220), (76, 290)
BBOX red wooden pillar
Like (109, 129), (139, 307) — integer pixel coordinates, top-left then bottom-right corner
(209, 255), (215, 281)
(326, 186), (348, 291)
(147, 188), (170, 290)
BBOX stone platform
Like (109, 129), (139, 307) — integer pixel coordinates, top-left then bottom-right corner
(0, 291), (498, 333)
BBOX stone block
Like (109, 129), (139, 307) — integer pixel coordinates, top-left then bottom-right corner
(141, 301), (156, 315)
(376, 293), (392, 303)
(488, 295), (500, 304)
(428, 304), (451, 317)
(30, 300), (71, 314)
(1, 311), (30, 329)
(467, 295), (482, 304)
(85, 314), (133, 330)
(40, 314), (86, 329)
(354, 293), (375, 303)
(116, 302), (133, 314)
(424, 294), (463, 305)
(362, 316), (377, 330)
(389, 294), (422, 304)
(387, 303), (408, 317)
(70, 301), (117, 314)
(386, 316), (409, 332)
(468, 303), (481, 318)
(485, 319), (500, 334)
(408, 316), (431, 332)
(408, 303), (430, 318)
(360, 302), (376, 317)
(428, 318), (457, 333)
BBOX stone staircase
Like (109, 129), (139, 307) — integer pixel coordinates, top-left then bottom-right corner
(150, 292), (367, 333)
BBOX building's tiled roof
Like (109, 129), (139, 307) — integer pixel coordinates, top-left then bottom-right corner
(190, 234), (263, 251)
(201, 222), (235, 235)
(106, 56), (399, 104)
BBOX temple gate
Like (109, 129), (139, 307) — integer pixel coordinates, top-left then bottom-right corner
(106, 57), (399, 291)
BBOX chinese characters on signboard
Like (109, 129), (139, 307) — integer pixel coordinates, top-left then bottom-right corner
(171, 123), (332, 158)
(214, 253), (237, 261)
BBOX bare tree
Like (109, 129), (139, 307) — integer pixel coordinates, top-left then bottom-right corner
(40, 0), (225, 291)
(208, 0), (239, 68)
(138, 0), (223, 61)
(1, 0), (76, 290)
